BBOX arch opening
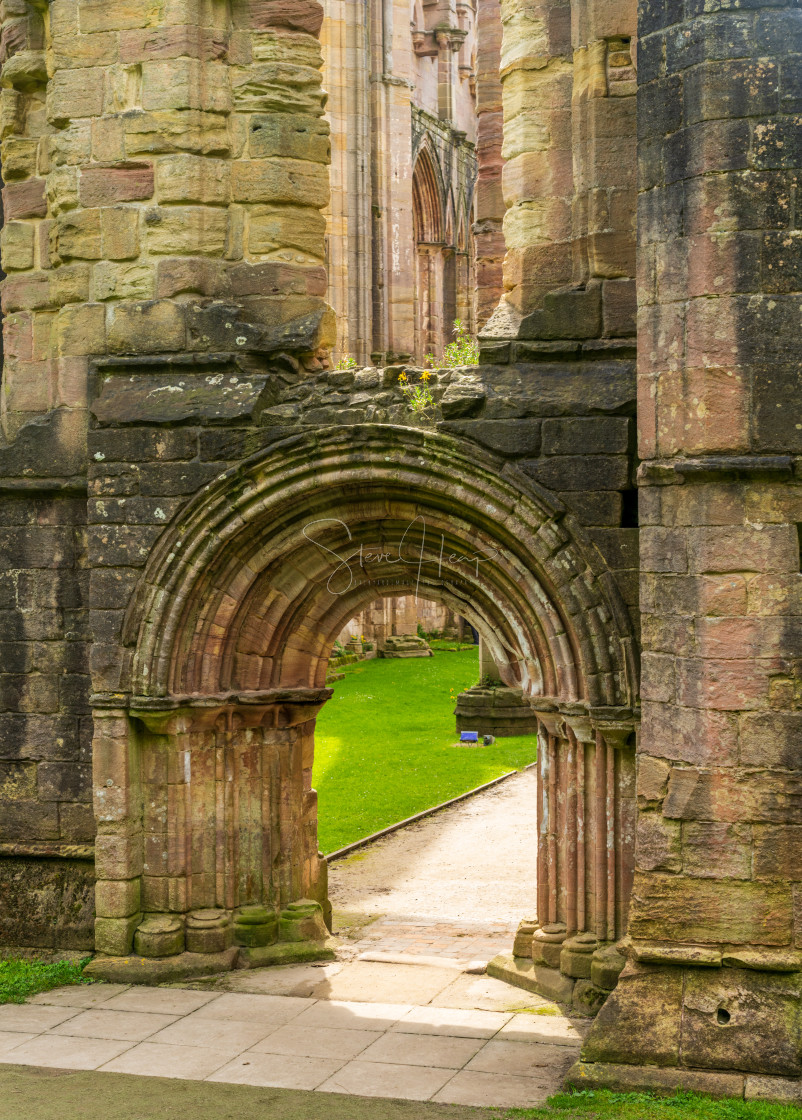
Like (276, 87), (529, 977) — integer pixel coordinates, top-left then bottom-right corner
(94, 427), (636, 970)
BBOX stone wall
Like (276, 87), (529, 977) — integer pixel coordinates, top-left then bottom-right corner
(572, 0), (802, 1096)
(0, 0), (333, 949)
(488, 0), (636, 342)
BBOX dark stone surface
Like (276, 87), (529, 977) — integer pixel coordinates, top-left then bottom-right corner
(0, 856), (95, 950)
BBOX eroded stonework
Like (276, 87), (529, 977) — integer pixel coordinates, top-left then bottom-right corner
(0, 0), (801, 1101)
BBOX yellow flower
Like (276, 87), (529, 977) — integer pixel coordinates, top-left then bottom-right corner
(421, 370), (431, 381)
(398, 371), (407, 382)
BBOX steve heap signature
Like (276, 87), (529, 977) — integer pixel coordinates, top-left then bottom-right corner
(302, 516), (507, 598)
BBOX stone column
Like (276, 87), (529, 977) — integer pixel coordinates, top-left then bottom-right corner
(495, 705), (636, 1015)
(493, 0), (574, 323)
(370, 0), (416, 362)
(575, 0), (802, 1094)
(92, 693), (331, 973)
(321, 0), (373, 364)
(473, 0), (505, 327)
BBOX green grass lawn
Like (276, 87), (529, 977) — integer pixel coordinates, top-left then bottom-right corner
(0, 957), (92, 1005)
(313, 648), (538, 853)
(512, 1091), (802, 1120)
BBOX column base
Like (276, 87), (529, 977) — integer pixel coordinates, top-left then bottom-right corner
(487, 953), (575, 1005)
(84, 947), (239, 985)
(238, 937), (338, 968)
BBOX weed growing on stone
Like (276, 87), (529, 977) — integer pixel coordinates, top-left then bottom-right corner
(334, 354), (359, 370)
(398, 368), (436, 416)
(426, 319), (480, 368)
(0, 957), (93, 1004)
(508, 1090), (802, 1120)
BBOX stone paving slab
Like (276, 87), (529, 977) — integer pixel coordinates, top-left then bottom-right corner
(0, 979), (583, 1107)
(0, 1066), (503, 1120)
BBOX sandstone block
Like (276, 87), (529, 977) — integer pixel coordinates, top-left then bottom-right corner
(53, 209), (102, 260)
(629, 872), (792, 946)
(119, 26), (228, 64)
(582, 966), (683, 1066)
(107, 300), (186, 354)
(248, 113), (330, 163)
(47, 167), (80, 216)
(94, 914), (141, 957)
(50, 263), (92, 306)
(2, 273), (51, 314)
(231, 158), (329, 207)
(102, 207), (140, 259)
(155, 256), (227, 298)
(1, 221), (34, 271)
(1, 137), (40, 179)
(96, 877), (141, 918)
(155, 154), (230, 204)
(144, 206), (227, 256)
(123, 109), (230, 157)
(79, 0), (155, 32)
(3, 179), (46, 220)
(683, 968), (802, 1077)
(141, 59), (230, 113)
(636, 813), (681, 873)
(682, 821), (752, 880)
(92, 118), (126, 163)
(57, 303), (105, 357)
(248, 203), (326, 257)
(93, 261), (155, 302)
(232, 0), (325, 35)
(79, 163), (154, 207)
(48, 69), (105, 124)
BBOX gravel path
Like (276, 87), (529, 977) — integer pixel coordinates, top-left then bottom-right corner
(328, 768), (538, 962)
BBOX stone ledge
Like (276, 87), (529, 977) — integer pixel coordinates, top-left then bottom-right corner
(487, 952), (575, 1005)
(639, 456), (794, 485)
(238, 937), (337, 968)
(84, 946), (239, 984)
(565, 1060), (746, 1099)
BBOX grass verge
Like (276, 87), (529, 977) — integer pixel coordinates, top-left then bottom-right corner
(0, 957), (93, 1004)
(509, 1090), (802, 1120)
(313, 648), (537, 853)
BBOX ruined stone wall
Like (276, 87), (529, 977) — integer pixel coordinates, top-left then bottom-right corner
(489, 0), (636, 341)
(0, 0), (333, 949)
(474, 0), (505, 327)
(575, 0), (802, 1094)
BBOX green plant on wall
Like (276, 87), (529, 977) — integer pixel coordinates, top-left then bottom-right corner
(398, 368), (436, 416)
(426, 319), (479, 369)
(334, 354), (358, 370)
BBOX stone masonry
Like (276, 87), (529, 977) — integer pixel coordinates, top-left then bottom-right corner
(0, 0), (801, 1102)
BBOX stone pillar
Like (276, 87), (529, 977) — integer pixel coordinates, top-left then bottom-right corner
(485, 0), (637, 341)
(574, 1), (802, 1095)
(473, 0), (505, 327)
(493, 0), (574, 324)
(493, 705), (636, 1016)
(370, 0), (416, 362)
(91, 694), (331, 974)
(321, 0), (373, 365)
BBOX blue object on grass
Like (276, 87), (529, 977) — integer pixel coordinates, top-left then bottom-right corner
(460, 731), (479, 742)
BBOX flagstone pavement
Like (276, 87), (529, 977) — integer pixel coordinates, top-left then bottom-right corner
(0, 965), (585, 1109)
(0, 772), (585, 1108)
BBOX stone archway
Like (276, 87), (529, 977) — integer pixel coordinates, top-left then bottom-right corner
(91, 425), (638, 983)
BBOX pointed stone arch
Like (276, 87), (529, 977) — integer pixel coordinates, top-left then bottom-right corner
(412, 141), (445, 246)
